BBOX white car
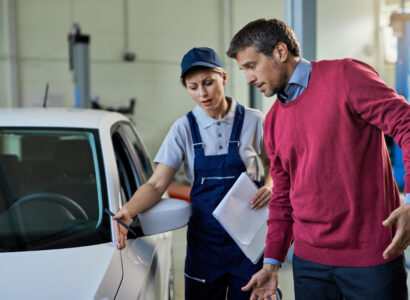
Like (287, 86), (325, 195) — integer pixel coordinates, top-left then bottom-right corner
(0, 108), (191, 300)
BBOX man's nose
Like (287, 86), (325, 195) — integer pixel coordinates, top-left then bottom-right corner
(246, 71), (256, 85)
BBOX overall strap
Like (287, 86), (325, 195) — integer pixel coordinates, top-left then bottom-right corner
(186, 111), (204, 156)
(228, 103), (245, 153)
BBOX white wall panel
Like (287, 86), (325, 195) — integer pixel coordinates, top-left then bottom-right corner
(317, 0), (376, 64)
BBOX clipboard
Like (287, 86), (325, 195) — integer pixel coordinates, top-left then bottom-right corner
(212, 172), (268, 264)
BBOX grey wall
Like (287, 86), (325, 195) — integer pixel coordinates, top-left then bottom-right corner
(1, 0), (404, 156)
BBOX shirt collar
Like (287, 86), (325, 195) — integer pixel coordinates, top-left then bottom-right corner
(193, 97), (236, 129)
(278, 58), (312, 101)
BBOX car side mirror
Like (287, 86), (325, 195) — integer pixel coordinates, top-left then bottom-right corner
(137, 198), (191, 236)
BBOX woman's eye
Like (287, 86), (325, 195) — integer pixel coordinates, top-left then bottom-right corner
(188, 85), (197, 90)
(204, 80), (213, 86)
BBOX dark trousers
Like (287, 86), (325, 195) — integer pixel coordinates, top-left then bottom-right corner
(185, 273), (251, 300)
(292, 254), (408, 300)
(185, 273), (282, 300)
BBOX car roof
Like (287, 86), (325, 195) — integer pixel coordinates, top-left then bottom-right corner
(0, 108), (129, 129)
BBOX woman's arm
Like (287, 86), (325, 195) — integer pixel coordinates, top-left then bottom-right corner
(251, 156), (273, 210)
(261, 156), (273, 189)
(113, 163), (177, 248)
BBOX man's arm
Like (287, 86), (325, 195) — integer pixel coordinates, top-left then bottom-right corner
(382, 204), (410, 259)
(264, 153), (294, 262)
(344, 60), (410, 259)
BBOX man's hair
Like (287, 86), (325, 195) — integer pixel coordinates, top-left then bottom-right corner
(226, 18), (300, 58)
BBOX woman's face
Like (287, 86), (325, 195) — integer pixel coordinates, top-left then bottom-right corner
(184, 69), (227, 116)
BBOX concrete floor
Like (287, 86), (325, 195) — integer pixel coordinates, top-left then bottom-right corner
(172, 226), (410, 300)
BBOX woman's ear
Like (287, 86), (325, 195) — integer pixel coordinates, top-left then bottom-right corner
(222, 72), (228, 85)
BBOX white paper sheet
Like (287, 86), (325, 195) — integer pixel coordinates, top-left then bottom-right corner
(212, 172), (268, 264)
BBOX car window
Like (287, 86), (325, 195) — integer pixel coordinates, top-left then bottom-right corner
(121, 123), (154, 181)
(112, 130), (142, 201)
(112, 124), (151, 236)
(0, 128), (110, 251)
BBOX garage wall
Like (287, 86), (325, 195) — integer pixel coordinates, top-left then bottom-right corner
(317, 0), (377, 63)
(0, 0), (400, 157)
(0, 63), (5, 107)
(0, 0), (286, 156)
(2, 0), (225, 156)
(0, 3), (7, 108)
(317, 0), (402, 87)
(230, 1), (285, 115)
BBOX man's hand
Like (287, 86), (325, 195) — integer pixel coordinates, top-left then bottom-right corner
(251, 186), (272, 210)
(242, 263), (280, 300)
(113, 207), (131, 249)
(382, 204), (410, 259)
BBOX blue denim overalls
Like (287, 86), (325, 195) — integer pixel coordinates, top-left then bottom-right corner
(184, 103), (263, 300)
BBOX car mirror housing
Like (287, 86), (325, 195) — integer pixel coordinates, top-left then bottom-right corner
(137, 198), (191, 236)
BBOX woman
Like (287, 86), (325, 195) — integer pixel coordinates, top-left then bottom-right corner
(114, 47), (275, 300)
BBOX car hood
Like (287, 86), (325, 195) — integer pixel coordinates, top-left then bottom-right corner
(0, 243), (122, 300)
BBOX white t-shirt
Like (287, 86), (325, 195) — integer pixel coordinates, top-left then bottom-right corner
(154, 98), (267, 184)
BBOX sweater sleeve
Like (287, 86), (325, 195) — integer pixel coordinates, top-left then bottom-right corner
(264, 108), (294, 262)
(344, 59), (410, 194)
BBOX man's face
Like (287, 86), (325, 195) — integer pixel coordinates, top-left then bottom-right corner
(235, 46), (288, 97)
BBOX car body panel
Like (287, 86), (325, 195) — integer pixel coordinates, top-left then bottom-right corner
(0, 108), (128, 129)
(0, 243), (121, 300)
(117, 233), (173, 300)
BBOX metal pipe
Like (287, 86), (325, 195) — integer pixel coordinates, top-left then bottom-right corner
(68, 24), (91, 108)
(3, 0), (21, 107)
(223, 0), (233, 97)
(123, 0), (129, 52)
(122, 0), (135, 61)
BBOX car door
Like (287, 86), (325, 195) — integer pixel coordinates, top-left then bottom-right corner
(111, 121), (173, 300)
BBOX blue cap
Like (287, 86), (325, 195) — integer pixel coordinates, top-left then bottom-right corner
(180, 47), (223, 78)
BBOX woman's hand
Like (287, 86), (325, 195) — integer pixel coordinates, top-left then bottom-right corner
(251, 185), (272, 210)
(113, 207), (131, 249)
(110, 163), (178, 250)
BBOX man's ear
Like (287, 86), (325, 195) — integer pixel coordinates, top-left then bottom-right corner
(274, 42), (289, 63)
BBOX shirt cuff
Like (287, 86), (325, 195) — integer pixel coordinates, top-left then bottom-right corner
(405, 193), (410, 205)
(263, 258), (282, 267)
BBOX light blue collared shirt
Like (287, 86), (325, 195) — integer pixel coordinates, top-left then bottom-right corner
(264, 57), (409, 267)
(277, 58), (312, 103)
(154, 98), (267, 184)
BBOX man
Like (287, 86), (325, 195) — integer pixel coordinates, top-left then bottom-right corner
(227, 18), (410, 300)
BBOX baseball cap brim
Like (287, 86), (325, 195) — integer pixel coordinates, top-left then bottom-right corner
(181, 61), (220, 78)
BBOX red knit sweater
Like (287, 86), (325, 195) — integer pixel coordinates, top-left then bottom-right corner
(264, 58), (410, 267)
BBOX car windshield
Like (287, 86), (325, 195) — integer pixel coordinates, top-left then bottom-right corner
(0, 128), (110, 251)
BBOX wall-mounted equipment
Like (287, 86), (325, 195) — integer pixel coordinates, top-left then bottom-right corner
(68, 24), (91, 108)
